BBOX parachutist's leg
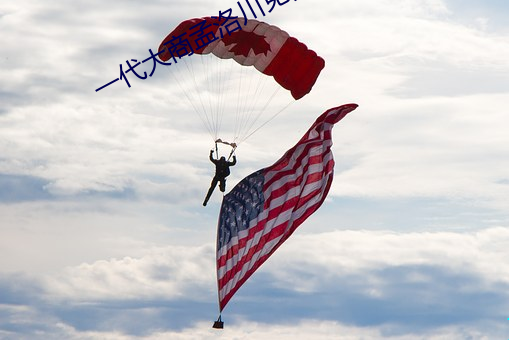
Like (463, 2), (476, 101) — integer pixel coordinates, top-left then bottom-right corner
(219, 179), (226, 192)
(203, 178), (218, 206)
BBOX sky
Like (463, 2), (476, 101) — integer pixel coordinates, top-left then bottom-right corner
(1, 0), (508, 339)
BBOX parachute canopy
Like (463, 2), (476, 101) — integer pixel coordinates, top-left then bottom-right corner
(157, 18), (325, 146)
(158, 17), (325, 100)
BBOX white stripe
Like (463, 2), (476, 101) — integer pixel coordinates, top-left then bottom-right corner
(264, 151), (333, 195)
(219, 233), (284, 298)
(217, 151), (333, 275)
(218, 223), (267, 280)
(217, 149), (331, 257)
(263, 144), (328, 186)
(264, 125), (333, 183)
(219, 178), (333, 297)
(218, 119), (335, 284)
(217, 109), (344, 304)
(217, 227), (251, 260)
(217, 166), (334, 281)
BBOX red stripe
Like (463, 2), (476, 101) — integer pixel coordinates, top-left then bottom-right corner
(294, 180), (329, 212)
(266, 151), (328, 186)
(217, 105), (357, 311)
(218, 193), (332, 311)
(218, 166), (333, 289)
(217, 218), (267, 267)
(217, 153), (333, 268)
(292, 173), (334, 229)
(218, 219), (289, 288)
(267, 154), (332, 202)
(265, 128), (322, 172)
(264, 138), (332, 188)
(265, 171), (327, 219)
(219, 243), (278, 310)
(265, 120), (333, 170)
(217, 196), (295, 270)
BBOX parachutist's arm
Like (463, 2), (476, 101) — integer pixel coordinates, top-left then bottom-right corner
(210, 150), (215, 162)
(230, 156), (237, 166)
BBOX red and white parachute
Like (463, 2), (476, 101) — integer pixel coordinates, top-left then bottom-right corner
(158, 17), (325, 147)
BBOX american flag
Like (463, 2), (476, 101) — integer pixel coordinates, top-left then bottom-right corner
(216, 104), (358, 311)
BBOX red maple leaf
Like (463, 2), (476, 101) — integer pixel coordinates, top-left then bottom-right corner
(222, 30), (271, 57)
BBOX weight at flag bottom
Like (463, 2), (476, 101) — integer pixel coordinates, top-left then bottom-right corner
(216, 103), (358, 311)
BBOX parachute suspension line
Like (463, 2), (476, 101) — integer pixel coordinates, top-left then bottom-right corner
(234, 64), (245, 143)
(236, 66), (261, 143)
(182, 56), (216, 141)
(236, 72), (272, 143)
(239, 66), (256, 137)
(215, 58), (234, 142)
(212, 55), (221, 140)
(169, 58), (214, 140)
(204, 54), (218, 140)
(200, 53), (216, 140)
(240, 99), (295, 144)
(236, 67), (304, 143)
(236, 78), (288, 145)
(163, 63), (215, 140)
(205, 55), (221, 141)
(242, 81), (282, 136)
(231, 65), (274, 145)
(221, 59), (237, 139)
(227, 144), (237, 161)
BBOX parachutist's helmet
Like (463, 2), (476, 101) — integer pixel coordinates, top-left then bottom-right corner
(220, 157), (226, 161)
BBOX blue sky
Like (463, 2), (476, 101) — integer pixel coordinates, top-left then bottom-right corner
(1, 0), (509, 339)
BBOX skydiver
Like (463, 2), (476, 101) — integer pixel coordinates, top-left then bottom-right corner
(203, 149), (236, 206)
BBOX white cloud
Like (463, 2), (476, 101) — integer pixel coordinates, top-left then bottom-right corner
(1, 225), (508, 338)
(141, 320), (502, 340)
(2, 0), (508, 210)
(329, 93), (509, 210)
(266, 227), (509, 292)
(0, 200), (218, 274)
(4, 317), (504, 340)
(44, 244), (216, 302)
(36, 227), (509, 314)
